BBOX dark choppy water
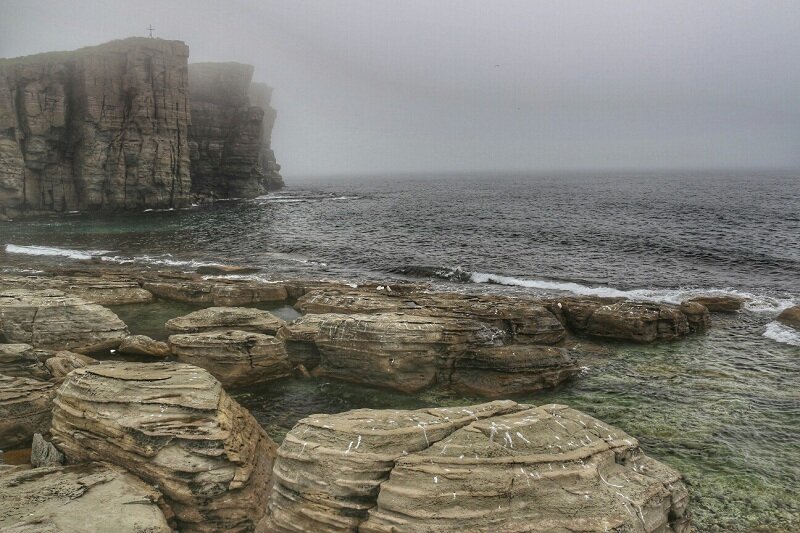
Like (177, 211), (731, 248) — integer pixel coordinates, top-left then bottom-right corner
(1, 171), (799, 531)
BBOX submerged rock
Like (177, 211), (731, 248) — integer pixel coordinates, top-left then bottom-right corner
(118, 334), (171, 357)
(50, 362), (276, 533)
(0, 462), (171, 532)
(265, 401), (690, 533)
(166, 306), (286, 335)
(314, 312), (502, 393)
(168, 330), (292, 388)
(0, 289), (128, 353)
(777, 305), (800, 330)
(445, 345), (580, 398)
(686, 294), (745, 313)
(0, 374), (54, 449)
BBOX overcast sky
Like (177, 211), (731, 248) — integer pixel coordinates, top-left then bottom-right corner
(1, 0), (799, 177)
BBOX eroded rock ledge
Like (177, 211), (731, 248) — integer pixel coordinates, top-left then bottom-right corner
(50, 362), (277, 533)
(264, 401), (691, 532)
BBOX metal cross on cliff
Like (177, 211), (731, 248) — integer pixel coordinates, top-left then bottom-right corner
(147, 24), (155, 38)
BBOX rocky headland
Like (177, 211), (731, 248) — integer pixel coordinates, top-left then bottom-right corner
(0, 38), (282, 219)
(0, 263), (716, 531)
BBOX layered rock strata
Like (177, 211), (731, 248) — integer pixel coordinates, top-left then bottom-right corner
(166, 306), (286, 335)
(265, 401), (690, 533)
(143, 279), (288, 305)
(0, 462), (172, 532)
(188, 62), (282, 199)
(50, 362), (276, 533)
(0, 38), (193, 218)
(0, 289), (128, 352)
(0, 274), (153, 305)
(0, 373), (54, 449)
(168, 330), (292, 387)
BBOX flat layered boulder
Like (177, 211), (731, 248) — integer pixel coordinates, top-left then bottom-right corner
(777, 305), (800, 330)
(417, 293), (566, 344)
(50, 362), (276, 533)
(262, 401), (524, 532)
(118, 334), (171, 357)
(0, 462), (171, 532)
(445, 345), (580, 397)
(686, 294), (745, 313)
(275, 314), (340, 369)
(314, 313), (502, 393)
(0, 274), (153, 305)
(296, 289), (566, 344)
(0, 343), (52, 380)
(0, 374), (54, 449)
(548, 297), (696, 342)
(168, 331), (292, 388)
(680, 301), (712, 333)
(143, 280), (287, 306)
(166, 306), (286, 335)
(586, 301), (690, 342)
(0, 289), (128, 353)
(294, 289), (418, 314)
(264, 401), (690, 533)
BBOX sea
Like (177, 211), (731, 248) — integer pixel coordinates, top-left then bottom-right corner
(1, 171), (798, 531)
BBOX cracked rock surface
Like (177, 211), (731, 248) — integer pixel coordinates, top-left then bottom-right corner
(0, 373), (54, 449)
(265, 401), (690, 533)
(168, 330), (292, 388)
(50, 362), (276, 533)
(0, 289), (128, 353)
(0, 462), (172, 532)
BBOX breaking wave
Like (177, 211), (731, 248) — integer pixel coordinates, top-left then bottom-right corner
(762, 321), (800, 346)
(5, 244), (112, 261)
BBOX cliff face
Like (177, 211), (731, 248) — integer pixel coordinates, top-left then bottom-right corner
(0, 38), (193, 218)
(188, 62), (283, 200)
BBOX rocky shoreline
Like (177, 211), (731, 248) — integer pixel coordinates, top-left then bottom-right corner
(0, 263), (769, 531)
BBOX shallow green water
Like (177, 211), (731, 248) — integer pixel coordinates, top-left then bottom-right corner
(233, 312), (800, 533)
(112, 299), (799, 532)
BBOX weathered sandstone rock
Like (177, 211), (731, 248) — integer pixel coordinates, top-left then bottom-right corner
(143, 279), (287, 305)
(547, 297), (696, 342)
(0, 462), (171, 532)
(275, 314), (336, 369)
(50, 362), (276, 533)
(196, 264), (261, 275)
(30, 433), (64, 467)
(445, 345), (580, 398)
(295, 289), (566, 344)
(0, 374), (54, 449)
(118, 334), (171, 357)
(586, 301), (690, 342)
(314, 312), (502, 393)
(0, 289), (128, 352)
(0, 274), (153, 305)
(0, 343), (52, 380)
(43, 351), (97, 382)
(166, 306), (286, 335)
(680, 301), (712, 333)
(188, 62), (282, 198)
(265, 401), (690, 533)
(777, 305), (800, 330)
(687, 294), (745, 313)
(169, 330), (291, 388)
(0, 38), (192, 218)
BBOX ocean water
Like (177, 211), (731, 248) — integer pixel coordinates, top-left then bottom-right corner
(1, 171), (799, 531)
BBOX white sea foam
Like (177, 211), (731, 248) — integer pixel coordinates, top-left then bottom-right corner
(469, 272), (796, 315)
(5, 244), (112, 260)
(762, 321), (800, 347)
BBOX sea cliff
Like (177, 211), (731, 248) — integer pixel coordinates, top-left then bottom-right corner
(0, 38), (282, 218)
